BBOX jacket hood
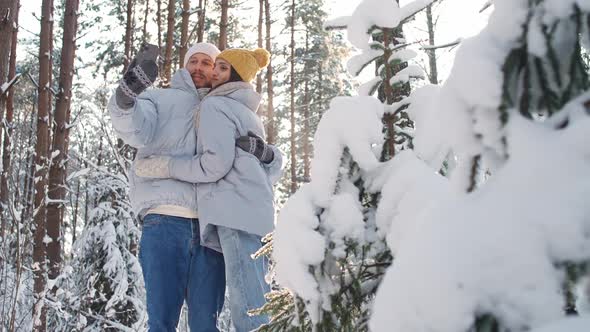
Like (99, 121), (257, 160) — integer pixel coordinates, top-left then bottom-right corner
(170, 68), (204, 96)
(206, 81), (261, 112)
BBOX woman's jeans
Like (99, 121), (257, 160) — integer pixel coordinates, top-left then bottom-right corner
(139, 214), (226, 332)
(217, 226), (270, 332)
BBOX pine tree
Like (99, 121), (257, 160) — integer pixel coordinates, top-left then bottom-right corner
(179, 0), (190, 68)
(46, 0), (81, 300)
(364, 1), (590, 331)
(123, 0), (134, 69)
(0, 54), (43, 330)
(0, 0), (19, 220)
(52, 167), (144, 331)
(33, 1), (55, 330)
(297, 0), (355, 181)
(263, 0), (276, 145)
(273, 0), (355, 203)
(288, 0), (297, 194)
(257, 1), (433, 331)
(196, 0), (207, 43)
(204, 0), (253, 51)
(89, 0), (141, 78)
(162, 0), (175, 83)
(218, 0), (229, 50)
(466, 1), (590, 328)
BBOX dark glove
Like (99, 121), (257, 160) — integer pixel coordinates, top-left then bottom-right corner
(236, 131), (274, 164)
(115, 43), (159, 109)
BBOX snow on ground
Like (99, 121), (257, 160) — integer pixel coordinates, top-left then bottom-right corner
(530, 316), (590, 332)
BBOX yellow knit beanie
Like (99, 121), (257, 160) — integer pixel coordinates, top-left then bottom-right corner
(217, 48), (270, 82)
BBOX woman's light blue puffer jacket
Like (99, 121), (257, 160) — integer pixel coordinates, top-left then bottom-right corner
(166, 81), (284, 251)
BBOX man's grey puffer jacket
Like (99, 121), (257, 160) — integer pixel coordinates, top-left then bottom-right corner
(108, 69), (204, 217)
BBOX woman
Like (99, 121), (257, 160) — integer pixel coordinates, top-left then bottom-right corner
(134, 48), (282, 331)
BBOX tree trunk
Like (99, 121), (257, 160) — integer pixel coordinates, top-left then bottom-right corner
(383, 31), (394, 159)
(130, 0), (136, 58)
(46, 6), (54, 159)
(179, 0), (190, 68)
(118, 0), (134, 158)
(123, 0), (133, 69)
(156, 0), (162, 50)
(142, 0), (149, 43)
(378, 1), (409, 160)
(0, 0), (18, 142)
(83, 151), (89, 223)
(22, 102), (35, 224)
(318, 62), (323, 111)
(46, 0), (79, 293)
(379, 29), (395, 105)
(71, 177), (80, 245)
(33, 0), (54, 330)
(119, 1), (134, 152)
(12, 103), (25, 206)
(0, 0), (19, 232)
(8, 200), (22, 331)
(218, 0), (228, 50)
(71, 136), (83, 246)
(264, 0), (275, 145)
(97, 136), (103, 167)
(302, 30), (310, 182)
(196, 0), (207, 43)
(289, 0), (296, 193)
(255, 0), (263, 94)
(426, 4), (438, 84)
(163, 0), (175, 84)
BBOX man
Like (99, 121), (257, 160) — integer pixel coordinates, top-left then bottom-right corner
(108, 43), (280, 331)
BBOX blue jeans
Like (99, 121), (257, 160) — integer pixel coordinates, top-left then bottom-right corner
(139, 214), (226, 332)
(217, 227), (270, 332)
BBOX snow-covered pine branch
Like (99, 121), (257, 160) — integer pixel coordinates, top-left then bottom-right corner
(263, 0), (436, 330)
(268, 1), (590, 332)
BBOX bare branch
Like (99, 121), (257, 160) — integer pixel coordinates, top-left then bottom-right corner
(1, 73), (22, 95)
(421, 38), (461, 50)
(26, 72), (39, 88)
(324, 24), (347, 31)
(17, 24), (39, 37)
(479, 1), (492, 13)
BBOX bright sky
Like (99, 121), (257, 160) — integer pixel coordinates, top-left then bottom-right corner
(327, 0), (490, 82)
(328, 0), (489, 40)
(17, 0), (491, 84)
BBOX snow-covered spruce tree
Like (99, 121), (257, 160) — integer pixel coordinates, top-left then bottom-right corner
(47, 112), (145, 331)
(53, 167), (144, 331)
(255, 1), (434, 331)
(472, 0), (590, 326)
(365, 1), (590, 331)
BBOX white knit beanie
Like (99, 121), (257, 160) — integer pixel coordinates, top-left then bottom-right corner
(183, 42), (221, 67)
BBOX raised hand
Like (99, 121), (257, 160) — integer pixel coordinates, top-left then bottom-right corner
(115, 43), (160, 109)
